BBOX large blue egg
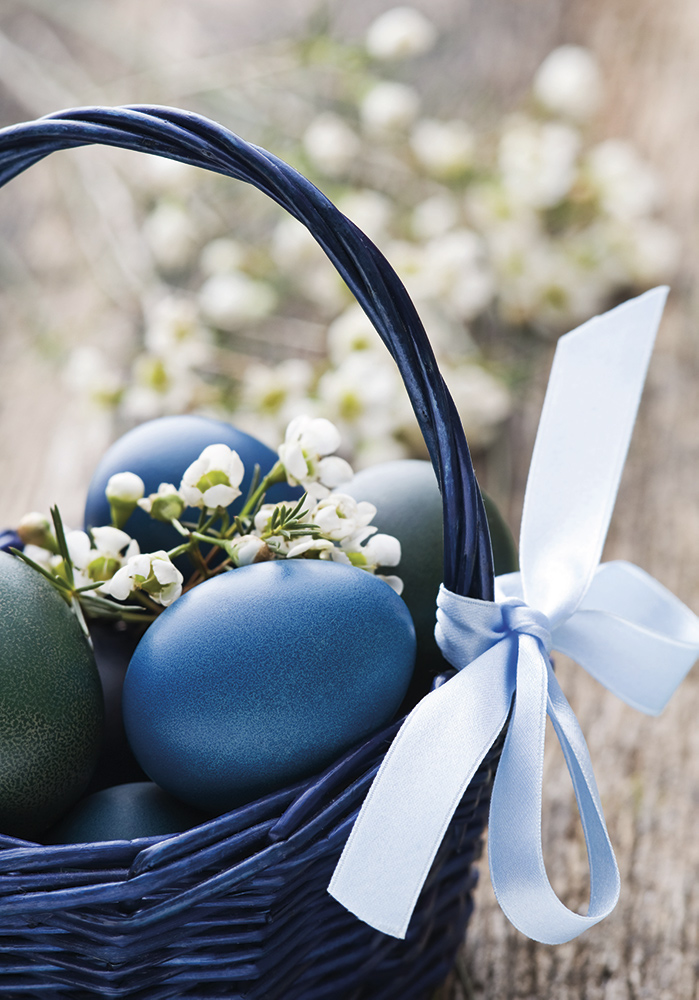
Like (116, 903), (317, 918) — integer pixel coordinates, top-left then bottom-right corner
(122, 560), (416, 813)
(84, 415), (301, 567)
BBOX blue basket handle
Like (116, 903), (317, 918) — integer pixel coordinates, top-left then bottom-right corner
(0, 104), (493, 601)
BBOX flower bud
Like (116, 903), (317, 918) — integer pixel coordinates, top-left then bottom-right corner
(138, 483), (186, 523)
(223, 535), (272, 567)
(17, 513), (57, 552)
(106, 472), (146, 529)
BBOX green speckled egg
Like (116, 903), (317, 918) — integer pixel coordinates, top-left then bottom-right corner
(0, 552), (104, 840)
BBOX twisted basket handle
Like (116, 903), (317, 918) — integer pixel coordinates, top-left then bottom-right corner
(0, 105), (493, 601)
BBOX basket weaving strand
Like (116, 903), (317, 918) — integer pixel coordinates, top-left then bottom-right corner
(0, 106), (499, 999)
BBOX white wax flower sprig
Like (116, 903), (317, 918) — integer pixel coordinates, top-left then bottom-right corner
(10, 417), (404, 635)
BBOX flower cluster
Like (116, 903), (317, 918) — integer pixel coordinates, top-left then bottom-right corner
(13, 417), (403, 633)
(66, 9), (677, 469)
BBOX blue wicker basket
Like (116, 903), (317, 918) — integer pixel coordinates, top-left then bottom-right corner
(0, 106), (498, 999)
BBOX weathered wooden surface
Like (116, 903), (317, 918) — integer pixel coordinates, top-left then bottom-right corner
(1, 1), (699, 997)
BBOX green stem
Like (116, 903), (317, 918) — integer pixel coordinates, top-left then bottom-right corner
(239, 460), (286, 517)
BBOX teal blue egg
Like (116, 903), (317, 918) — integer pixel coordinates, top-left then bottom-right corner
(122, 560), (416, 813)
(47, 781), (209, 844)
(344, 460), (518, 688)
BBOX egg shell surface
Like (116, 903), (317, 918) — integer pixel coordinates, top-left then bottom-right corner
(0, 552), (103, 839)
(84, 415), (301, 567)
(122, 560), (416, 813)
(344, 460), (518, 686)
(47, 781), (209, 844)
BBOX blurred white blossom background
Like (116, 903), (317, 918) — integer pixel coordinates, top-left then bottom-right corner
(0, 1), (680, 473)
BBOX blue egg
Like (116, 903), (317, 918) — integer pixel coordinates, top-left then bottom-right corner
(84, 415), (302, 567)
(122, 560), (416, 813)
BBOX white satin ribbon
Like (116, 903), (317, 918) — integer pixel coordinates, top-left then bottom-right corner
(328, 286), (699, 944)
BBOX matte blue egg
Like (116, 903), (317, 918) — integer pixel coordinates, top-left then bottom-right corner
(46, 782), (209, 844)
(84, 415), (302, 568)
(122, 560), (416, 813)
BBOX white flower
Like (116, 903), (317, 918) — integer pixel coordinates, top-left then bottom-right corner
(285, 536), (337, 559)
(410, 119), (474, 178)
(365, 7), (438, 60)
(335, 531), (403, 593)
(180, 443), (245, 510)
(199, 238), (245, 275)
(586, 140), (660, 220)
(101, 551), (183, 607)
(17, 512), (55, 549)
(278, 416), (353, 499)
(311, 493), (378, 542)
(442, 363), (512, 450)
(199, 272), (277, 331)
(225, 534), (270, 567)
(498, 118), (581, 208)
(411, 229), (495, 320)
(533, 45), (602, 120)
(143, 296), (213, 371)
(303, 113), (361, 177)
(106, 472), (145, 505)
(411, 191), (460, 240)
(67, 526), (139, 588)
(63, 346), (124, 408)
(143, 200), (197, 272)
(239, 358), (315, 418)
(138, 483), (186, 522)
(360, 81), (421, 134)
(325, 304), (385, 365)
(336, 190), (394, 245)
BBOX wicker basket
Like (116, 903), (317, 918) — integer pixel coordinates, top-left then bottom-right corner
(0, 106), (499, 999)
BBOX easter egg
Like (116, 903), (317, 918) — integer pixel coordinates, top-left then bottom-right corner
(47, 782), (209, 844)
(84, 415), (302, 570)
(344, 460), (518, 688)
(122, 560), (416, 813)
(0, 552), (103, 839)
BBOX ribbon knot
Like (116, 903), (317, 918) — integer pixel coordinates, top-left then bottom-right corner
(501, 599), (552, 654)
(329, 288), (699, 945)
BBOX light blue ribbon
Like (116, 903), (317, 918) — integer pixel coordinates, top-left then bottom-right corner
(328, 286), (699, 944)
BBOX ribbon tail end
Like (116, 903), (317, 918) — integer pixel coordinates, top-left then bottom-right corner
(327, 883), (408, 939)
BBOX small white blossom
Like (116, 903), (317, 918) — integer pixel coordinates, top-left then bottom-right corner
(17, 512), (55, 549)
(143, 296), (213, 371)
(180, 444), (245, 510)
(411, 191), (460, 240)
(360, 81), (421, 134)
(303, 113), (361, 177)
(106, 472), (145, 505)
(199, 272), (277, 331)
(102, 551), (183, 607)
(533, 45), (602, 120)
(410, 119), (474, 178)
(199, 237), (245, 275)
(67, 526), (140, 589)
(310, 493), (378, 542)
(498, 118), (581, 208)
(278, 416), (353, 499)
(138, 482), (186, 522)
(325, 304), (385, 365)
(366, 7), (438, 60)
(143, 200), (197, 272)
(334, 531), (403, 593)
(225, 534), (270, 567)
(336, 190), (394, 245)
(63, 346), (124, 408)
(586, 140), (660, 220)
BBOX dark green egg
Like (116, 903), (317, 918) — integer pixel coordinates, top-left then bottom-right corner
(0, 552), (103, 839)
(344, 460), (518, 690)
(47, 782), (209, 844)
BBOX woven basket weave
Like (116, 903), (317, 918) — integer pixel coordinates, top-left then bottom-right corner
(0, 106), (499, 999)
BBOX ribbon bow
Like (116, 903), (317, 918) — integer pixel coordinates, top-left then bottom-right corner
(329, 286), (699, 944)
